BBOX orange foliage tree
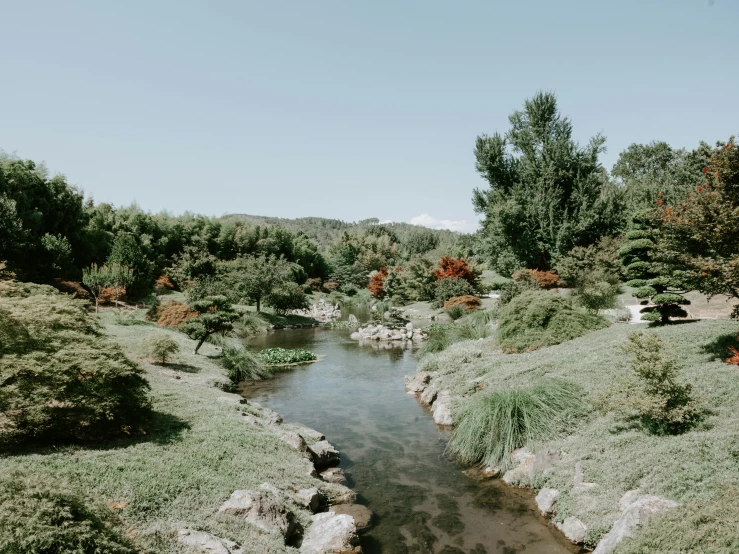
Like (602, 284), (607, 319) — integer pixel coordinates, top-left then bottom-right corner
(433, 257), (479, 286)
(512, 268), (561, 289)
(728, 340), (739, 366)
(368, 267), (390, 298)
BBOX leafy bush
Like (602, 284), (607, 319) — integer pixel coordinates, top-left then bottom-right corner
(141, 333), (179, 364)
(220, 344), (272, 381)
(497, 290), (608, 352)
(258, 347), (318, 365)
(606, 332), (699, 435)
(0, 472), (135, 554)
(417, 319), (492, 358)
(0, 281), (150, 443)
(153, 301), (198, 328)
(154, 274), (175, 294)
(304, 277), (323, 291)
(512, 268), (560, 289)
(485, 274), (513, 291)
(449, 379), (585, 470)
(265, 281), (309, 315)
(180, 295), (238, 354)
(445, 304), (466, 321)
(728, 341), (739, 366)
(576, 279), (622, 314)
(444, 295), (481, 312)
(433, 277), (475, 308)
(233, 312), (270, 338)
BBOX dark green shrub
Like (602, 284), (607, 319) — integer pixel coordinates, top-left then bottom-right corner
(265, 282), (309, 315)
(141, 333), (179, 364)
(220, 344), (272, 382)
(433, 277), (475, 308)
(0, 281), (151, 443)
(485, 274), (513, 291)
(497, 290), (608, 352)
(449, 379), (585, 470)
(606, 332), (699, 435)
(445, 304), (466, 320)
(0, 472), (135, 554)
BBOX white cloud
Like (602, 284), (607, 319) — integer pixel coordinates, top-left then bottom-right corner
(409, 213), (477, 233)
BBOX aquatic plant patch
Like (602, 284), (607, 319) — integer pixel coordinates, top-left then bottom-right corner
(259, 347), (318, 365)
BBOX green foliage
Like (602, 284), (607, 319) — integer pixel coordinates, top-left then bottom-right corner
(166, 245), (218, 290)
(0, 281), (150, 443)
(82, 263), (134, 311)
(220, 254), (296, 311)
(383, 258), (437, 304)
(448, 379), (585, 470)
(0, 471), (135, 554)
(605, 332), (699, 435)
(484, 274), (513, 291)
(497, 290), (608, 352)
(445, 304), (466, 320)
(180, 295), (238, 354)
(417, 317), (492, 359)
(220, 344), (271, 382)
(233, 312), (270, 338)
(258, 347), (318, 365)
(472, 92), (625, 273)
(107, 232), (154, 299)
(433, 277), (475, 308)
(265, 281), (309, 315)
(141, 333), (179, 364)
(619, 214), (690, 324)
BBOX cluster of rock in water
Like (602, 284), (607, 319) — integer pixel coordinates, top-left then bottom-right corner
(404, 370), (678, 554)
(179, 395), (371, 554)
(350, 321), (427, 343)
(291, 298), (342, 323)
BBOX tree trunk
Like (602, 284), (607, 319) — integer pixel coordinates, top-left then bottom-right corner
(194, 334), (209, 355)
(95, 298), (99, 313)
(256, 297), (261, 312)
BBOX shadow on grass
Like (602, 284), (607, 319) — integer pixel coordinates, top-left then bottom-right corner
(701, 332), (739, 361)
(1, 410), (190, 457)
(160, 362), (200, 373)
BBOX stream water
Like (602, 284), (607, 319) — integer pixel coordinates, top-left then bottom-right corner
(240, 325), (581, 554)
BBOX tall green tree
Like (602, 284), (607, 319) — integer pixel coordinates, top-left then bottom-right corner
(220, 254), (295, 312)
(107, 232), (154, 299)
(472, 92), (625, 275)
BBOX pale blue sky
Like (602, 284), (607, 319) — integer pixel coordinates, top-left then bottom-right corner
(1, 1), (737, 232)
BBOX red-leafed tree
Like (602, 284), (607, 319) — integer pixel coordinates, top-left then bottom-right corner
(433, 257), (480, 287)
(368, 267), (390, 298)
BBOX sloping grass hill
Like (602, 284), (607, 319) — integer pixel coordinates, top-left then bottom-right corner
(417, 319), (739, 553)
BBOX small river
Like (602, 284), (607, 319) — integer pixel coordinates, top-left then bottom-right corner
(241, 324), (581, 554)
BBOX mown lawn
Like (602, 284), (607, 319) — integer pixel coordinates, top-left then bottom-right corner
(418, 319), (739, 553)
(0, 312), (320, 553)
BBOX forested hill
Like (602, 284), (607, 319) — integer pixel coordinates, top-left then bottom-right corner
(224, 214), (461, 247)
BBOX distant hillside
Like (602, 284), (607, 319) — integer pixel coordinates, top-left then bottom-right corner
(223, 214), (460, 247)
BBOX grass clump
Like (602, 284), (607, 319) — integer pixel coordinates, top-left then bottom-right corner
(0, 471), (135, 554)
(141, 332), (179, 364)
(448, 379), (585, 470)
(221, 344), (272, 382)
(233, 311), (271, 337)
(418, 314), (495, 358)
(445, 304), (467, 320)
(259, 347), (318, 366)
(497, 289), (608, 353)
(603, 332), (699, 435)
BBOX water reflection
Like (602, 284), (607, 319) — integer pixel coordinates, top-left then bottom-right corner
(241, 327), (581, 554)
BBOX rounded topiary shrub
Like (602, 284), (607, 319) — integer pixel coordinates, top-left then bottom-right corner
(496, 290), (608, 353)
(0, 472), (135, 554)
(444, 295), (481, 312)
(0, 281), (151, 444)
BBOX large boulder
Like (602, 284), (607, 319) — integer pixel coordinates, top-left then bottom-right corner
(529, 449), (563, 483)
(593, 495), (679, 554)
(556, 516), (587, 544)
(291, 424), (325, 441)
(320, 467), (347, 484)
(419, 386), (438, 406)
(294, 488), (324, 513)
(323, 483), (357, 505)
(310, 440), (340, 468)
(405, 372), (434, 393)
(502, 449), (535, 486)
(432, 390), (453, 426)
(330, 504), (373, 533)
(280, 431), (310, 454)
(218, 488), (298, 540)
(177, 529), (243, 554)
(535, 488), (559, 516)
(299, 512), (360, 554)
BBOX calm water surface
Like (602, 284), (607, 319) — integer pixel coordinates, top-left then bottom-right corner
(241, 326), (580, 554)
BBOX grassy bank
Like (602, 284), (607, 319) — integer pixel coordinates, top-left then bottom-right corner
(0, 311), (326, 553)
(417, 319), (739, 552)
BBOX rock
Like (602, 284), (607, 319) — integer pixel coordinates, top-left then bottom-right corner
(258, 407), (282, 425)
(294, 488), (324, 512)
(310, 440), (340, 468)
(593, 495), (678, 554)
(557, 516), (587, 544)
(216, 395), (247, 405)
(405, 322), (413, 331)
(482, 466), (501, 478)
(419, 387), (437, 406)
(324, 483), (357, 505)
(330, 504), (374, 533)
(241, 413), (267, 427)
(405, 371), (434, 393)
(618, 489), (642, 511)
(463, 466), (500, 481)
(300, 512), (360, 554)
(502, 449), (536, 486)
(350, 332), (361, 340)
(177, 529), (243, 554)
(218, 489), (298, 540)
(535, 488), (559, 516)
(292, 424), (325, 441)
(432, 390), (453, 426)
(320, 467), (347, 484)
(301, 458), (319, 479)
(280, 431), (310, 454)
(529, 449), (563, 482)
(348, 314), (358, 324)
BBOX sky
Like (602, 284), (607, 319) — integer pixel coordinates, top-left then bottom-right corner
(1, 1), (738, 233)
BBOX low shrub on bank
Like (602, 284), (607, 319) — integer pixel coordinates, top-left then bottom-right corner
(233, 312), (270, 338)
(258, 347), (318, 366)
(221, 344), (272, 381)
(152, 300), (198, 328)
(0, 280), (151, 444)
(445, 304), (466, 320)
(497, 290), (608, 352)
(418, 315), (494, 358)
(448, 379), (585, 470)
(141, 332), (179, 364)
(0, 472), (135, 554)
